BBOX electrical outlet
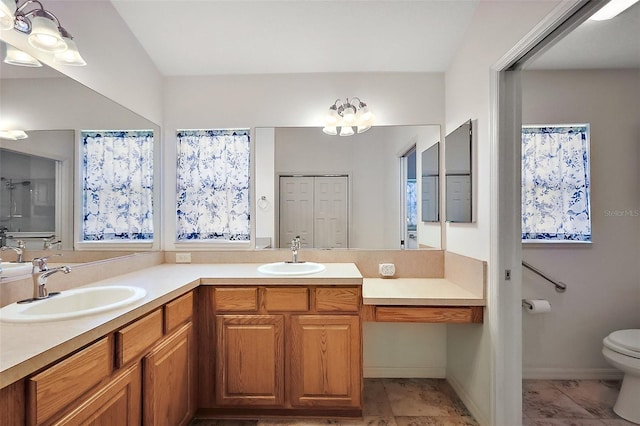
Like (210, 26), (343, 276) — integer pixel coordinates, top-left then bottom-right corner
(378, 263), (396, 277)
(176, 252), (192, 263)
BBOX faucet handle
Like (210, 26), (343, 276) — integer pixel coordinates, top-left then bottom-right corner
(32, 254), (62, 272)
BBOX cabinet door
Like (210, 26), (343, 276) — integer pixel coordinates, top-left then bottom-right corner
(143, 322), (195, 426)
(51, 363), (141, 426)
(216, 315), (285, 406)
(289, 315), (361, 408)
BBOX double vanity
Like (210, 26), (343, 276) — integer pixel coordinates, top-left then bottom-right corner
(0, 251), (485, 425)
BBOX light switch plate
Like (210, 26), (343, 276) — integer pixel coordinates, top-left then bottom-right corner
(176, 252), (192, 263)
(378, 263), (396, 277)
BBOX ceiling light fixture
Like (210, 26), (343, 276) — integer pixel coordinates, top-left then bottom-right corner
(589, 0), (639, 21)
(0, 0), (86, 65)
(322, 97), (373, 136)
(0, 0), (15, 30)
(4, 43), (41, 66)
(0, 129), (28, 140)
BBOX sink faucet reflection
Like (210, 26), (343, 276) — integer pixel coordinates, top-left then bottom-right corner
(289, 236), (302, 263)
(1, 240), (26, 263)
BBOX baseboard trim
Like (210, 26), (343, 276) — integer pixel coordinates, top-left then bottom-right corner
(523, 367), (624, 380)
(447, 373), (490, 426)
(363, 366), (446, 378)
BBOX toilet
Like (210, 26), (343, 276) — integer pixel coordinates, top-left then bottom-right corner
(602, 329), (640, 424)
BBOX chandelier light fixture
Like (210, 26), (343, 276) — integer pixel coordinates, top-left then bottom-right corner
(0, 0), (86, 66)
(322, 97), (373, 136)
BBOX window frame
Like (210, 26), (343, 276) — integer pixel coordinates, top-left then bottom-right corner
(174, 128), (252, 248)
(75, 129), (160, 251)
(521, 123), (592, 244)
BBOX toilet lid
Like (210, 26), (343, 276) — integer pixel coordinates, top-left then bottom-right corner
(606, 329), (640, 353)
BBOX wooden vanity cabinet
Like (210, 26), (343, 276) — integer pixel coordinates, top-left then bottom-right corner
(143, 322), (195, 426)
(9, 290), (196, 426)
(201, 285), (362, 417)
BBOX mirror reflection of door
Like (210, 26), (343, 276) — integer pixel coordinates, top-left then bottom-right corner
(401, 146), (417, 249)
(279, 175), (348, 249)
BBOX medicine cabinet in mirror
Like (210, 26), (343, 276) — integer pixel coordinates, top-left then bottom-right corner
(445, 119), (473, 223)
(421, 142), (439, 222)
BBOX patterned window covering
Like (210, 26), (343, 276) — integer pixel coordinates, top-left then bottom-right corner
(521, 125), (591, 242)
(82, 130), (155, 241)
(176, 129), (250, 241)
(407, 179), (417, 229)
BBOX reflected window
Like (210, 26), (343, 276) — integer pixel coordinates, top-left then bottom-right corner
(176, 129), (250, 241)
(81, 130), (154, 241)
(522, 124), (591, 242)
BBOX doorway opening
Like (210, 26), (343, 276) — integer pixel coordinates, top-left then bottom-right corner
(400, 146), (417, 249)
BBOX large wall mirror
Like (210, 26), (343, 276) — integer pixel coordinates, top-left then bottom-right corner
(254, 125), (442, 250)
(0, 41), (161, 276)
(445, 119), (473, 223)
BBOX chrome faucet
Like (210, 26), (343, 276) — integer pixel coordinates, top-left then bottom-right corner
(43, 236), (62, 250)
(290, 236), (302, 263)
(31, 254), (62, 273)
(30, 259), (70, 300)
(1, 240), (25, 263)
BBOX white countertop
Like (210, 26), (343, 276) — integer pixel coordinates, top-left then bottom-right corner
(0, 262), (362, 388)
(363, 278), (485, 306)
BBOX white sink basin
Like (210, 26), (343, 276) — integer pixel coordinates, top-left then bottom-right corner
(257, 261), (326, 276)
(0, 262), (32, 278)
(0, 285), (146, 323)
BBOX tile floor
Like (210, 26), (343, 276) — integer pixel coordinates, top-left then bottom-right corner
(191, 378), (479, 426)
(523, 379), (636, 426)
(191, 378), (637, 426)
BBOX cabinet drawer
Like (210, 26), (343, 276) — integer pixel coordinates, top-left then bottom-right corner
(375, 306), (483, 323)
(215, 287), (258, 311)
(28, 337), (112, 426)
(164, 291), (194, 333)
(116, 309), (164, 367)
(315, 287), (360, 312)
(264, 287), (309, 311)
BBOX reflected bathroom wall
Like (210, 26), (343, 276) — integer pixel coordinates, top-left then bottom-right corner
(0, 151), (56, 233)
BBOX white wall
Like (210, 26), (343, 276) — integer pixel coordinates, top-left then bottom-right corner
(1, 78), (156, 131)
(444, 2), (564, 424)
(521, 69), (640, 378)
(0, 1), (163, 125)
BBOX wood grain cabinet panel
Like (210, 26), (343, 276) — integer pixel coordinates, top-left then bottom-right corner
(264, 287), (309, 311)
(315, 287), (360, 312)
(164, 291), (194, 333)
(51, 363), (141, 426)
(143, 322), (196, 426)
(215, 288), (258, 311)
(375, 306), (483, 323)
(28, 337), (113, 426)
(115, 309), (164, 367)
(215, 315), (285, 406)
(289, 315), (361, 408)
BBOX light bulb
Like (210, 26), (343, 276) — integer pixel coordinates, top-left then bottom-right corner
(322, 126), (338, 136)
(339, 126), (354, 137)
(54, 37), (86, 66)
(4, 45), (42, 67)
(0, 0), (14, 30)
(28, 16), (67, 52)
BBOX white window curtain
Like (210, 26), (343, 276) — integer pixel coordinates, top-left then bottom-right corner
(522, 125), (591, 242)
(82, 130), (154, 241)
(176, 129), (250, 241)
